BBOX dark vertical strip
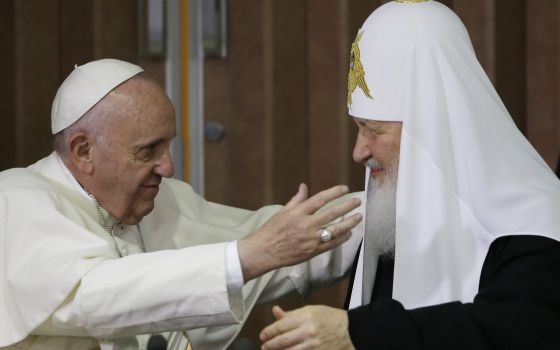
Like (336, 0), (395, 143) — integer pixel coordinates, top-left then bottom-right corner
(203, 58), (229, 204)
(526, 0), (560, 167)
(15, 0), (60, 166)
(227, 0), (269, 209)
(306, 0), (370, 195)
(0, 0), (16, 170)
(494, 0), (526, 132)
(60, 0), (95, 78)
(271, 0), (307, 203)
(96, 0), (139, 62)
(454, 0), (496, 81)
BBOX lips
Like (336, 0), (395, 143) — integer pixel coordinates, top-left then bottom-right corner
(142, 183), (160, 188)
(140, 182), (160, 197)
(370, 168), (384, 178)
(366, 159), (384, 178)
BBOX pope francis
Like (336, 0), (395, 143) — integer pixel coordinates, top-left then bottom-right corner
(0, 59), (364, 350)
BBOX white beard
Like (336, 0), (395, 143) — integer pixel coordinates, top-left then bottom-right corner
(365, 163), (397, 259)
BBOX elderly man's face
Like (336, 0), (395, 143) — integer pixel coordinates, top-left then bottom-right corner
(353, 118), (402, 257)
(91, 78), (176, 225)
(352, 118), (402, 185)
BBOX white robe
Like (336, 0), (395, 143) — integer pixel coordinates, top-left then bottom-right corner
(0, 152), (363, 349)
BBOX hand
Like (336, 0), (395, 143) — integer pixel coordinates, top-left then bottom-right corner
(260, 305), (355, 350)
(238, 184), (362, 281)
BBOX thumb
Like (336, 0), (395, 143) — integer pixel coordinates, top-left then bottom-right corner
(283, 183), (308, 210)
(272, 305), (286, 320)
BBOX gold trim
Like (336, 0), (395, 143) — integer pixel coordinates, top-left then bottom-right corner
(395, 0), (429, 3)
(348, 31), (373, 106)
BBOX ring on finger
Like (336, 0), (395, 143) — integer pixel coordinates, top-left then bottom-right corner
(320, 228), (333, 242)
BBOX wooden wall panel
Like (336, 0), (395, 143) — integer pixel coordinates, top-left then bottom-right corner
(494, 0), (526, 131)
(204, 59), (230, 204)
(59, 0), (95, 78)
(226, 0), (271, 208)
(454, 0), (496, 81)
(270, 0), (307, 203)
(0, 1), (16, 170)
(306, 0), (352, 193)
(93, 0), (139, 62)
(14, 0), (60, 167)
(526, 0), (560, 168)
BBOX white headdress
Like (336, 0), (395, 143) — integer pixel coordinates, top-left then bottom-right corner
(349, 0), (560, 308)
(51, 58), (144, 134)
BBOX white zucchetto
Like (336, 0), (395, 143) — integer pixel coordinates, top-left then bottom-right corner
(51, 58), (144, 134)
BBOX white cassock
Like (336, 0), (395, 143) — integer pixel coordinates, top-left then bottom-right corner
(0, 152), (364, 350)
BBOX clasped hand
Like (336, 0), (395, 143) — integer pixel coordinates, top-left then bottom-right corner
(260, 305), (355, 350)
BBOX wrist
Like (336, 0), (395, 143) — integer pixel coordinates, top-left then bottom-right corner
(238, 234), (275, 281)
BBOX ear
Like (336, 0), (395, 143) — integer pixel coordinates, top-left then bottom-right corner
(68, 133), (94, 174)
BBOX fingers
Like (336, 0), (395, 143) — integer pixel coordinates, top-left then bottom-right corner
(283, 183), (309, 211)
(260, 313), (308, 350)
(297, 185), (349, 214)
(324, 213), (363, 241)
(261, 306), (321, 350)
(316, 213), (362, 251)
(272, 305), (286, 320)
(310, 197), (361, 228)
(260, 310), (297, 343)
(261, 328), (309, 350)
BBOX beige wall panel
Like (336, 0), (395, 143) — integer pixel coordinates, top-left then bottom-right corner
(526, 0), (560, 168)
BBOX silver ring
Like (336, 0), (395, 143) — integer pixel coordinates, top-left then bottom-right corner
(320, 228), (333, 243)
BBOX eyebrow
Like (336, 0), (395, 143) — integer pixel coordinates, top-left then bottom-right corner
(356, 119), (382, 129)
(134, 138), (165, 151)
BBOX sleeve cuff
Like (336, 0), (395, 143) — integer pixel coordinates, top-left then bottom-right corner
(226, 241), (245, 321)
(348, 299), (418, 349)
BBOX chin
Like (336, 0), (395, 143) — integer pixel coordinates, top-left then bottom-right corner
(138, 201), (156, 218)
(123, 201), (155, 225)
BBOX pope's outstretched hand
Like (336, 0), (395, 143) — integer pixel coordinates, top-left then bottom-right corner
(238, 184), (362, 281)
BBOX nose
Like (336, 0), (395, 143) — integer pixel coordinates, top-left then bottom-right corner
(155, 148), (175, 178)
(352, 133), (371, 164)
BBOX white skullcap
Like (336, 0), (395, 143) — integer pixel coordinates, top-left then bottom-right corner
(51, 58), (144, 134)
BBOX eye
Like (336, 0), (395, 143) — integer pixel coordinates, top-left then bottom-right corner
(135, 143), (158, 162)
(361, 125), (384, 137)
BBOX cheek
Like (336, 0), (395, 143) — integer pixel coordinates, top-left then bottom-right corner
(374, 141), (399, 164)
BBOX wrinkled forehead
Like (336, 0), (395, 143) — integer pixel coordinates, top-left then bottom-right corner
(352, 116), (403, 129)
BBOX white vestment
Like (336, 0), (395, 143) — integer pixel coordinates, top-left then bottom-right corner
(0, 152), (363, 349)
